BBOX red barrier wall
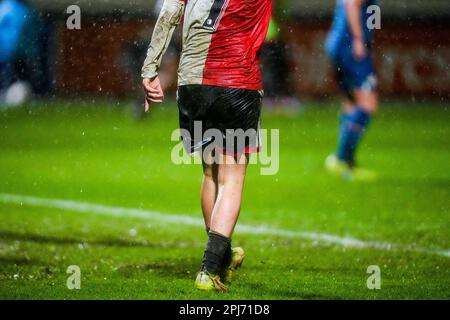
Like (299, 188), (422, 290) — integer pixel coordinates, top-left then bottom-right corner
(286, 22), (450, 99)
(55, 19), (450, 99)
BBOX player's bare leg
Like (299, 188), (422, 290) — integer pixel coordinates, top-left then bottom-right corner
(209, 153), (248, 237)
(195, 153), (248, 291)
(354, 89), (378, 114)
(201, 160), (218, 232)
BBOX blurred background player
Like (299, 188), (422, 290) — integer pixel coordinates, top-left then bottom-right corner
(0, 0), (46, 108)
(141, 0), (273, 292)
(325, 0), (379, 181)
(0, 0), (30, 107)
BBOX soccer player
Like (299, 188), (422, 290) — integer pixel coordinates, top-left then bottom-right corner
(325, 0), (379, 181)
(0, 0), (29, 103)
(141, 0), (272, 291)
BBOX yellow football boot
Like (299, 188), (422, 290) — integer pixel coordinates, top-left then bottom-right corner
(222, 247), (245, 283)
(325, 154), (377, 182)
(194, 271), (228, 292)
(350, 167), (378, 182)
(325, 154), (350, 176)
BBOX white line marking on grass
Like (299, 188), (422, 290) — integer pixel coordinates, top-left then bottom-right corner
(0, 193), (449, 258)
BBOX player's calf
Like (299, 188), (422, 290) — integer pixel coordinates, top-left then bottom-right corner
(354, 89), (378, 114)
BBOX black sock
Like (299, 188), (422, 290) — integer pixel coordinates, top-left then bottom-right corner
(222, 242), (232, 269)
(201, 232), (232, 272)
(202, 231), (231, 275)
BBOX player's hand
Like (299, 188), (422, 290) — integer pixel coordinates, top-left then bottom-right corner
(352, 38), (367, 60)
(143, 76), (164, 112)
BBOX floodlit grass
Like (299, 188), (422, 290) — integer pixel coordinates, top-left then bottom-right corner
(0, 100), (449, 299)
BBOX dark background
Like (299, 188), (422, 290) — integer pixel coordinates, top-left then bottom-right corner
(24, 0), (450, 100)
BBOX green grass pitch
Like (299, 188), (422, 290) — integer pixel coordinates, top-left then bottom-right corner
(0, 100), (449, 299)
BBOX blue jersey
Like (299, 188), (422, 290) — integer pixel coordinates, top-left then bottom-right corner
(326, 0), (377, 58)
(0, 0), (29, 63)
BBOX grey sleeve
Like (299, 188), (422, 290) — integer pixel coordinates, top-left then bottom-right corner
(141, 0), (185, 79)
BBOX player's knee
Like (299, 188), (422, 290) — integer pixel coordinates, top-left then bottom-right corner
(218, 166), (246, 187)
(360, 102), (378, 114)
(355, 91), (378, 114)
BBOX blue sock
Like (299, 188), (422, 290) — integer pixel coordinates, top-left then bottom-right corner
(338, 112), (351, 132)
(336, 107), (371, 166)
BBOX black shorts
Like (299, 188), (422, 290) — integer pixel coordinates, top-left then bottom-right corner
(177, 85), (262, 156)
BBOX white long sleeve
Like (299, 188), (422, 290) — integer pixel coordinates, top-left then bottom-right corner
(141, 0), (185, 79)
